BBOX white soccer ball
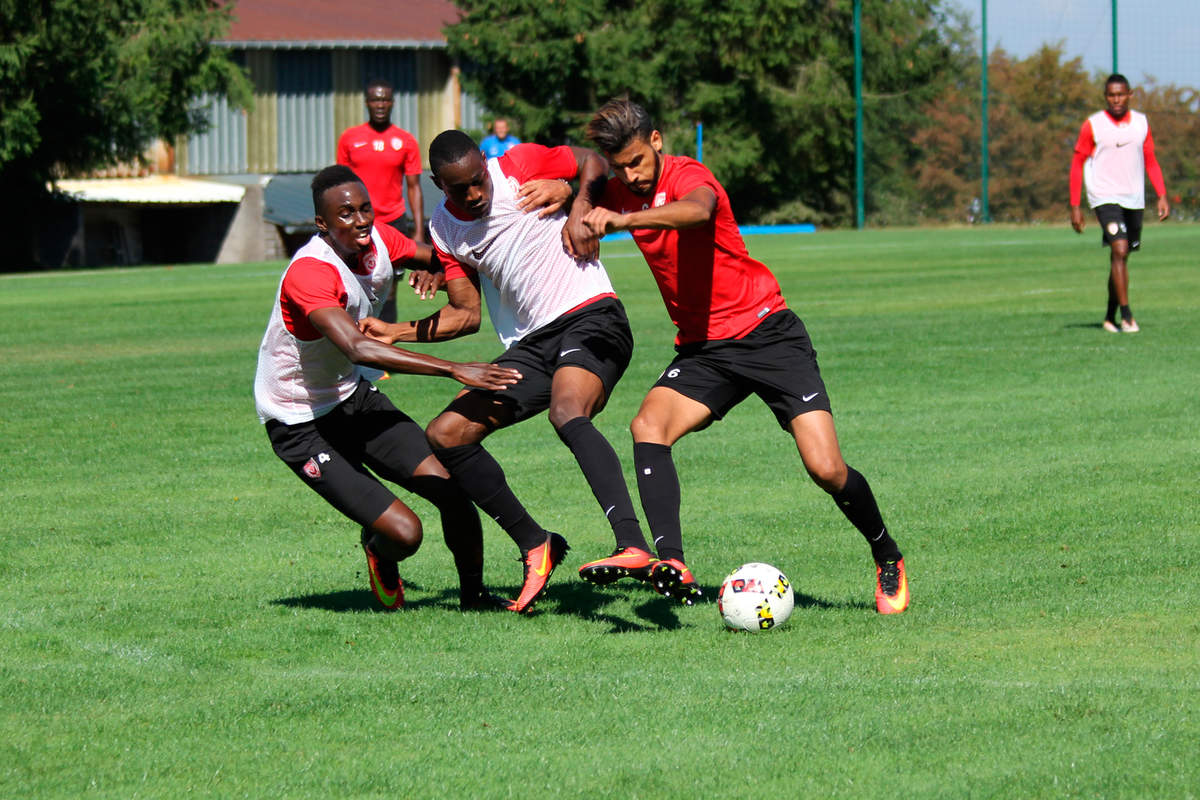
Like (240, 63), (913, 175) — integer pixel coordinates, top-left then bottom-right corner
(718, 562), (794, 632)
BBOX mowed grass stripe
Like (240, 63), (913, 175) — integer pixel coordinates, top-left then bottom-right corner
(1, 224), (1197, 798)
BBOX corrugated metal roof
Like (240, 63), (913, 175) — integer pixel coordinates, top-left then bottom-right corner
(54, 176), (246, 204)
(221, 0), (459, 44)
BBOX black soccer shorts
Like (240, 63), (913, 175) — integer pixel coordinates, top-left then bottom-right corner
(1094, 204), (1143, 251)
(265, 380), (434, 527)
(652, 309), (832, 430)
(456, 296), (634, 424)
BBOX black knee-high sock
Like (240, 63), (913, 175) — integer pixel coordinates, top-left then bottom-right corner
(830, 466), (901, 563)
(1105, 297), (1118, 323)
(633, 441), (684, 562)
(557, 416), (650, 551)
(407, 474), (485, 594)
(432, 443), (545, 552)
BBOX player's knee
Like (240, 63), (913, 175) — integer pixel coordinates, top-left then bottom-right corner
(372, 515), (423, 559)
(805, 457), (847, 493)
(425, 414), (464, 450)
(629, 412), (664, 443)
(548, 403), (590, 430)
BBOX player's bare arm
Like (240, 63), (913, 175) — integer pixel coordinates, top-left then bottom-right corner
(581, 186), (717, 238)
(406, 174), (426, 243)
(310, 305), (518, 390)
(360, 274), (484, 344)
(561, 147), (610, 262)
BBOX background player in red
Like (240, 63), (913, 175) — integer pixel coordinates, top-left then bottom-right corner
(1069, 74), (1170, 334)
(254, 164), (520, 611)
(337, 77), (426, 323)
(573, 98), (909, 614)
(361, 131), (654, 614)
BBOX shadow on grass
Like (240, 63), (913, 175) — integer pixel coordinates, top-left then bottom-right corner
(535, 579), (688, 632)
(272, 584), (870, 617)
(794, 591), (870, 611)
(1063, 321), (1114, 331)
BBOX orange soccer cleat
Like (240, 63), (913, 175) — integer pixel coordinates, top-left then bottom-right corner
(507, 532), (570, 614)
(875, 558), (909, 614)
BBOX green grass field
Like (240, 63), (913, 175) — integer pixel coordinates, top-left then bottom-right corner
(2, 224), (1197, 798)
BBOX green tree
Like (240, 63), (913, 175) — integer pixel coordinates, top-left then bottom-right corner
(1, 0), (251, 264)
(908, 43), (1200, 224)
(446, 0), (957, 225)
(1138, 82), (1200, 221)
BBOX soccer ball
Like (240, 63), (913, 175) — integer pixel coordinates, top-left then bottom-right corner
(718, 562), (794, 632)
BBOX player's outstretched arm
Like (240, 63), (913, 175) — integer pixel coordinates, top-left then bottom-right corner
(309, 305), (518, 390)
(360, 274), (483, 344)
(581, 186), (716, 238)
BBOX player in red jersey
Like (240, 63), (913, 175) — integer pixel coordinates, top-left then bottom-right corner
(573, 98), (908, 614)
(337, 78), (427, 322)
(1069, 74), (1170, 333)
(254, 165), (520, 610)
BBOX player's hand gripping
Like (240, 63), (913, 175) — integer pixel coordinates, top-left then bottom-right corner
(359, 316), (397, 344)
(517, 179), (572, 218)
(407, 268), (446, 300)
(450, 362), (522, 391)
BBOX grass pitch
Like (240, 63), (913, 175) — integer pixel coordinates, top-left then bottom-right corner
(2, 224), (1197, 798)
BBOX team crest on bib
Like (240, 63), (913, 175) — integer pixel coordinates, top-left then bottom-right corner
(1107, 222), (1120, 236)
(391, 137), (403, 150)
(506, 176), (521, 192)
(362, 252), (377, 271)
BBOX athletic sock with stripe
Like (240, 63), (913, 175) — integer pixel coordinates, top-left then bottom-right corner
(830, 466), (901, 564)
(432, 443), (546, 552)
(633, 441), (684, 562)
(557, 416), (650, 552)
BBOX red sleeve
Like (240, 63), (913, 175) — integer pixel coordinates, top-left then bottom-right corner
(402, 130), (422, 175)
(1069, 119), (1094, 206)
(434, 241), (475, 282)
(671, 159), (721, 199)
(1143, 126), (1167, 198)
(279, 257), (347, 340)
(336, 129), (351, 166)
(377, 223), (417, 263)
(499, 143), (577, 182)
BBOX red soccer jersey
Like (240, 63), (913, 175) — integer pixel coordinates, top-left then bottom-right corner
(336, 123), (422, 223)
(599, 154), (787, 345)
(279, 224), (416, 340)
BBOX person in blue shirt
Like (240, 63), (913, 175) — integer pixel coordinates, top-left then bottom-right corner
(479, 118), (521, 159)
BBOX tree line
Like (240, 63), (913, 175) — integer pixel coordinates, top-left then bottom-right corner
(447, 0), (1199, 226)
(2, 0), (1195, 267)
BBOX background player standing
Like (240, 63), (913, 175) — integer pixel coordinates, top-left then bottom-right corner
(361, 131), (654, 614)
(255, 165), (519, 610)
(574, 98), (909, 614)
(479, 118), (521, 159)
(337, 78), (427, 323)
(1069, 73), (1170, 334)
